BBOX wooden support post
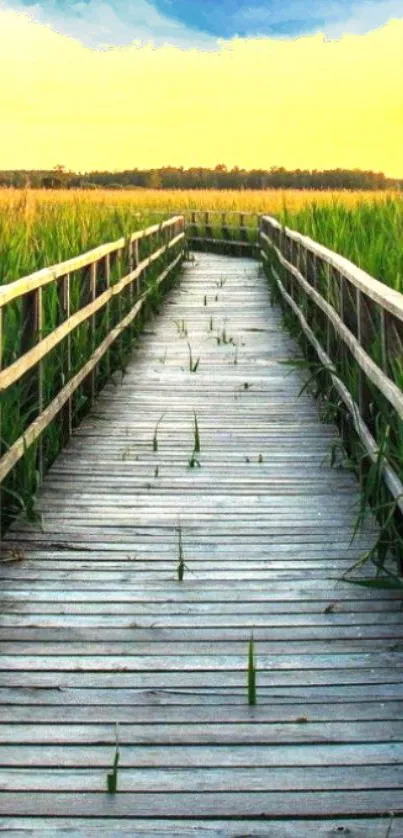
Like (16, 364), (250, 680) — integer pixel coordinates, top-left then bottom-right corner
(116, 247), (123, 319)
(164, 223), (170, 259)
(89, 261), (97, 403)
(204, 211), (211, 245)
(379, 308), (387, 373)
(105, 254), (111, 378)
(325, 265), (332, 357)
(58, 273), (72, 443)
(356, 287), (372, 424)
(133, 240), (140, 296)
(191, 211), (196, 241)
(221, 212), (228, 241)
(239, 213), (245, 243)
(21, 286), (44, 479)
(127, 239), (135, 341)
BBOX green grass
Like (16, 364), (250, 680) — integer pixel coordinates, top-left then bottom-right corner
(152, 414), (165, 452)
(247, 633), (257, 706)
(193, 410), (201, 453)
(106, 724), (120, 794)
(187, 342), (200, 373)
(177, 524), (186, 581)
(282, 196), (403, 293)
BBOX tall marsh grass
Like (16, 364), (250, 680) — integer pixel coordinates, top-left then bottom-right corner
(282, 196), (403, 293)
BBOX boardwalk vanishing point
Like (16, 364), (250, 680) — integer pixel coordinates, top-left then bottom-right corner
(0, 253), (402, 836)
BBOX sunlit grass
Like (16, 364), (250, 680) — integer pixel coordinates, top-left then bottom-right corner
(282, 196), (403, 293)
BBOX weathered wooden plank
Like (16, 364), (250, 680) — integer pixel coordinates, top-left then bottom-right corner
(1, 669), (401, 689)
(0, 741), (401, 768)
(0, 765), (401, 792)
(0, 720), (401, 746)
(0, 652), (401, 672)
(1, 701), (402, 724)
(0, 818), (397, 837)
(0, 683), (401, 706)
(1, 639), (400, 656)
(0, 789), (401, 818)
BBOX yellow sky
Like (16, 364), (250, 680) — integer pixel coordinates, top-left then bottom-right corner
(1, 9), (402, 175)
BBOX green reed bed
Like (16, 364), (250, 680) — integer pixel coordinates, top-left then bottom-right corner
(281, 196), (403, 293)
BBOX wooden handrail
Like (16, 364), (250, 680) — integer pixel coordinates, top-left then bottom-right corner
(260, 215), (403, 322)
(259, 214), (403, 514)
(0, 215), (185, 491)
(0, 216), (183, 307)
(0, 232), (184, 394)
(260, 231), (403, 421)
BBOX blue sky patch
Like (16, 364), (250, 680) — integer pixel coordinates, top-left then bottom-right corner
(4, 0), (403, 47)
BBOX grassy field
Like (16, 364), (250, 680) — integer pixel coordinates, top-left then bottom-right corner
(0, 187), (401, 288)
(282, 198), (403, 293)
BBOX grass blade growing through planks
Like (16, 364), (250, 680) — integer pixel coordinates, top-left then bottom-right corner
(152, 413), (165, 452)
(193, 410), (201, 453)
(106, 723), (120, 794)
(247, 633), (257, 706)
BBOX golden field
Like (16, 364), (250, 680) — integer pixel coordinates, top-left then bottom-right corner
(0, 187), (398, 216)
(0, 187), (402, 291)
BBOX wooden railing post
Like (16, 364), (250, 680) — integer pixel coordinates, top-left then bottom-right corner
(379, 308), (387, 373)
(239, 213), (245, 240)
(21, 286), (44, 479)
(58, 273), (72, 443)
(88, 261), (97, 404)
(221, 212), (228, 241)
(104, 254), (111, 378)
(133, 240), (140, 296)
(204, 211), (210, 244)
(356, 287), (373, 424)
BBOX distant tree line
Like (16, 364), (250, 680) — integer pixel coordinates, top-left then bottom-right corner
(0, 164), (401, 191)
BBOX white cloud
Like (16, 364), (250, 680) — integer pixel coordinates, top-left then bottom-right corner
(2, 0), (218, 48)
(324, 0), (403, 37)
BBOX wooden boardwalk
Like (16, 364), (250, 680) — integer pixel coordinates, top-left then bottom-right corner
(0, 253), (402, 836)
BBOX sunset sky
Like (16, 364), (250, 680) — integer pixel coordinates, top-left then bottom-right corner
(0, 0), (402, 174)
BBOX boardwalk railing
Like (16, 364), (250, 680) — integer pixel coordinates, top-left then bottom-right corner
(185, 210), (259, 255)
(0, 214), (185, 532)
(259, 215), (403, 540)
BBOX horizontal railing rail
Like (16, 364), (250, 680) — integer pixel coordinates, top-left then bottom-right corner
(259, 215), (403, 521)
(185, 210), (260, 254)
(0, 215), (185, 530)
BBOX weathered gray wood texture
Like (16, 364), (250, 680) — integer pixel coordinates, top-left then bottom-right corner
(0, 254), (401, 835)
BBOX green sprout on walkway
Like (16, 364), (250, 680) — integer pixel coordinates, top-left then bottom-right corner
(248, 633), (257, 706)
(106, 723), (120, 794)
(152, 413), (165, 452)
(188, 342), (200, 373)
